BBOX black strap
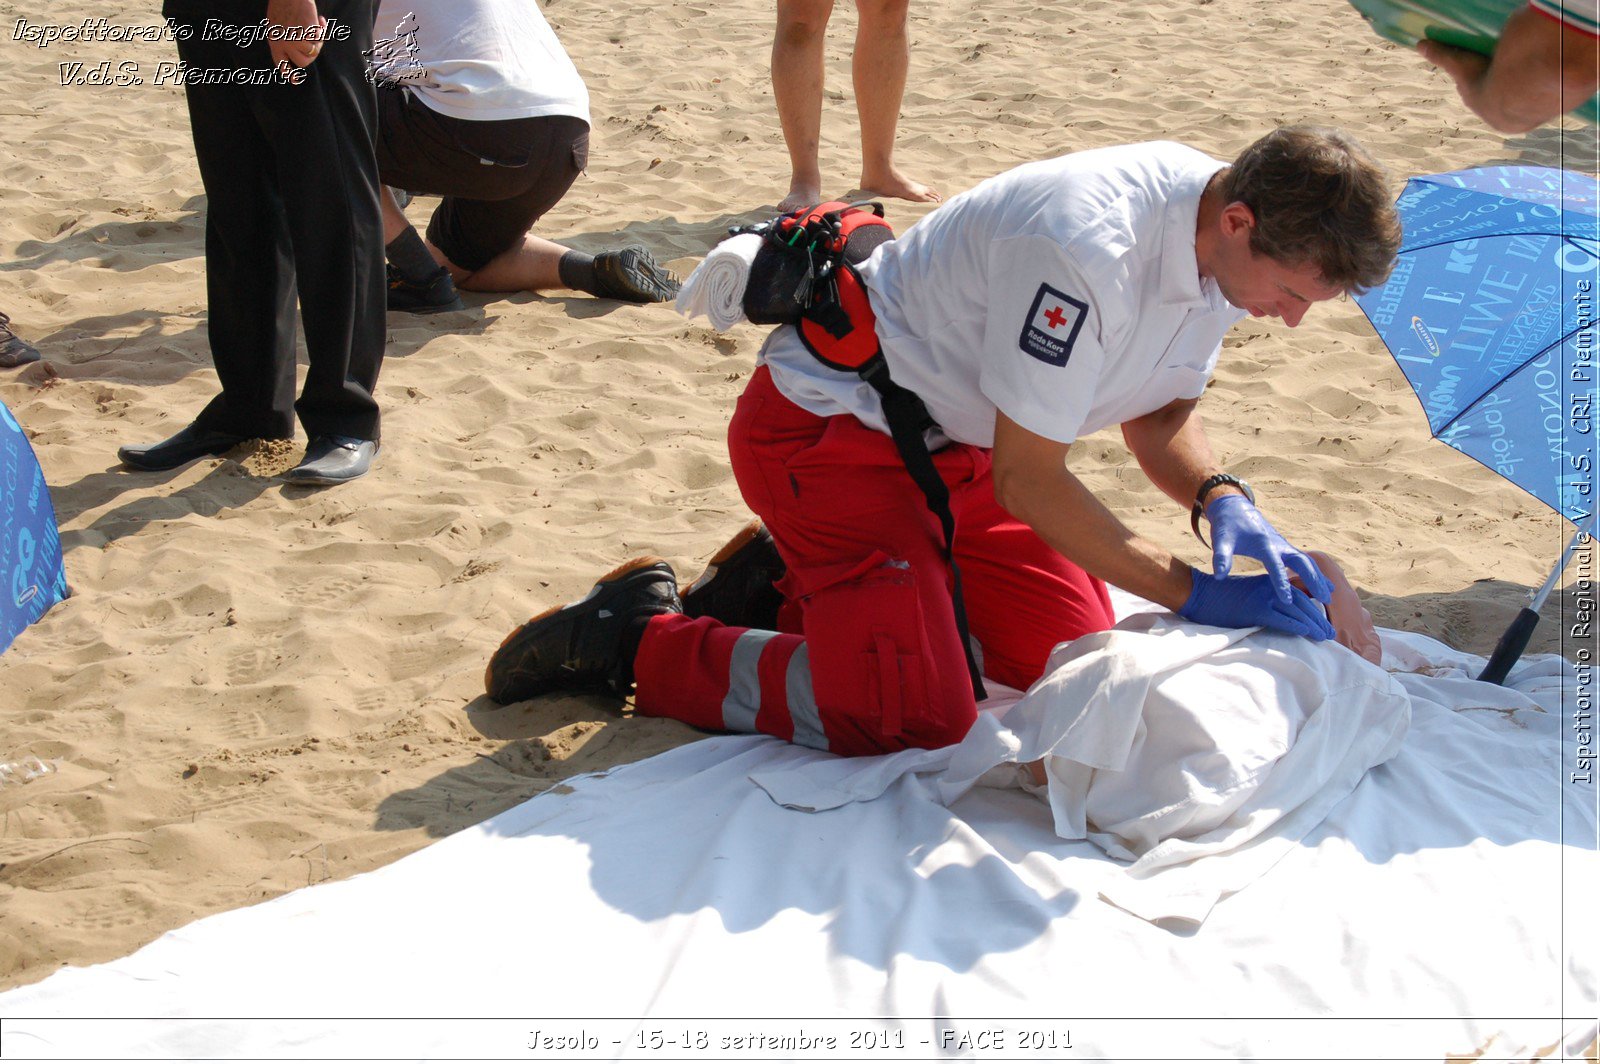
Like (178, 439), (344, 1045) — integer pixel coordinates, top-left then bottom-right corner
(860, 359), (988, 703)
(1189, 473), (1256, 548)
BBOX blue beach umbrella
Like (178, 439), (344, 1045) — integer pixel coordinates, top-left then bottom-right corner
(1355, 165), (1599, 684)
(1, 398), (69, 654)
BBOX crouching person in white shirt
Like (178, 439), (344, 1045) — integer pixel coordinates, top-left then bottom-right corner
(373, 0), (679, 313)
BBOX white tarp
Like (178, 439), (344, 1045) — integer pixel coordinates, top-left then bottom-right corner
(1, 625), (1593, 1062)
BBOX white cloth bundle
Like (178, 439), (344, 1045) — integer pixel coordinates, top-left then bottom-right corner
(673, 232), (762, 330)
(752, 611), (1416, 924)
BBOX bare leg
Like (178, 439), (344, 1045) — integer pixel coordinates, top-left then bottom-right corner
(773, 0), (834, 212)
(386, 187), (548, 294)
(853, 0), (938, 204)
(439, 234), (568, 292)
(429, 234), (677, 303)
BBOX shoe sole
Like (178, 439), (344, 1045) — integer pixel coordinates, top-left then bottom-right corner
(283, 469), (372, 486)
(599, 247), (680, 304)
(682, 519), (769, 608)
(486, 555), (670, 703)
(117, 438), (245, 472)
(284, 444), (379, 487)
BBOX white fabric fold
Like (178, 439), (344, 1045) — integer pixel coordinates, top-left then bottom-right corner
(752, 613), (1414, 924)
(673, 232), (762, 330)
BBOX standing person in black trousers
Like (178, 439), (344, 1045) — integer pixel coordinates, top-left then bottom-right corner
(120, 0), (385, 485)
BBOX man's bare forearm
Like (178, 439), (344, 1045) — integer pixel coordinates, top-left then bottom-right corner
(997, 456), (1194, 610)
(992, 412), (1195, 610)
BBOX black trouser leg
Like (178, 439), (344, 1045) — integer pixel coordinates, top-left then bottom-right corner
(267, 0), (384, 441)
(179, 49), (299, 438)
(171, 0), (384, 442)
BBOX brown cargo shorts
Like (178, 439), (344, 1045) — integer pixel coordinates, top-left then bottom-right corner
(375, 86), (589, 272)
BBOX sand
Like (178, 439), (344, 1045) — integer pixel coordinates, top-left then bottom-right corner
(0, 0), (1592, 992)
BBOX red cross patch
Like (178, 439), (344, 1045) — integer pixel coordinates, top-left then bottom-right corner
(1019, 283), (1087, 367)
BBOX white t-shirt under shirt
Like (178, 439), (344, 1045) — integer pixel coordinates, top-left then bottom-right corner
(373, 0), (589, 124)
(759, 141), (1245, 448)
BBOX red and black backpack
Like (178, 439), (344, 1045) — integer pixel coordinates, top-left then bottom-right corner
(736, 202), (987, 700)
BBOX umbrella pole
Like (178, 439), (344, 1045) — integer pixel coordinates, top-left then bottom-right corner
(1477, 515), (1597, 685)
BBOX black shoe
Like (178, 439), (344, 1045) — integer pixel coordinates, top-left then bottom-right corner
(590, 246), (681, 304)
(118, 422), (248, 471)
(486, 557), (682, 703)
(0, 311), (41, 368)
(285, 435), (377, 485)
(681, 519), (786, 631)
(386, 263), (464, 314)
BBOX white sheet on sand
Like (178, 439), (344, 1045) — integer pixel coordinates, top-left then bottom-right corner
(2, 616), (1594, 1062)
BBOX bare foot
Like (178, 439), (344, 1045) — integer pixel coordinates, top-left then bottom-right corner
(859, 166), (941, 204)
(778, 177), (824, 213)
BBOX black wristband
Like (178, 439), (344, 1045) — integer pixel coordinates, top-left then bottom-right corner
(1190, 473), (1255, 547)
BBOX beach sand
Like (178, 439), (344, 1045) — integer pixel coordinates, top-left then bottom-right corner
(0, 0), (1591, 991)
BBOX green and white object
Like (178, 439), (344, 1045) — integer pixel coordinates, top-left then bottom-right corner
(1349, 0), (1600, 123)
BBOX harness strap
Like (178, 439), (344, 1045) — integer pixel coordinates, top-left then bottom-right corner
(860, 359), (989, 703)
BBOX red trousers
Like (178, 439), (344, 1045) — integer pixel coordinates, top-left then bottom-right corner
(634, 366), (1114, 756)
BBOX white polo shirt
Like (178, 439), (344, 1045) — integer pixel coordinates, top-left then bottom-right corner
(372, 0), (590, 125)
(759, 141), (1245, 447)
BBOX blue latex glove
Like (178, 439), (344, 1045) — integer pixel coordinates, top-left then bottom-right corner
(1205, 493), (1334, 605)
(1179, 569), (1336, 641)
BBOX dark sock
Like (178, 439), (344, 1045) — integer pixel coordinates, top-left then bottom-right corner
(557, 249), (597, 295)
(616, 611), (656, 688)
(386, 228), (440, 284)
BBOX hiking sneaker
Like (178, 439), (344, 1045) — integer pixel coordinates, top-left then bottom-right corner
(485, 557), (682, 703)
(590, 246), (681, 304)
(681, 519), (786, 631)
(0, 311), (41, 368)
(386, 262), (465, 314)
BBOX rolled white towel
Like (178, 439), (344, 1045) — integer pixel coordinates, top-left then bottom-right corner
(674, 232), (763, 331)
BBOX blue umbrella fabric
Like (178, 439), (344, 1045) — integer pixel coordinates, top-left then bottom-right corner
(1354, 165), (1598, 681)
(1, 398), (69, 655)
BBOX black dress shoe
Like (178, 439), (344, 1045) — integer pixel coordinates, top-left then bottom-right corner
(118, 423), (247, 471)
(285, 435), (377, 486)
